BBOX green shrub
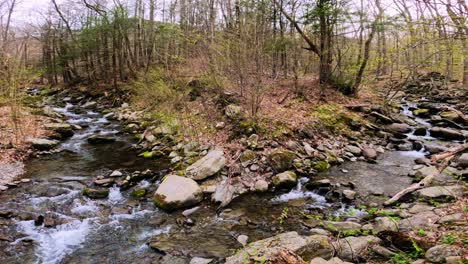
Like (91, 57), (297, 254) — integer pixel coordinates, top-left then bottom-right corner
(329, 75), (354, 95)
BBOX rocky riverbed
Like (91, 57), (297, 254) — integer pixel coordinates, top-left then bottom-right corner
(0, 74), (466, 264)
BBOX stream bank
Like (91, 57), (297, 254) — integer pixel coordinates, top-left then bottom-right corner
(0, 73), (466, 264)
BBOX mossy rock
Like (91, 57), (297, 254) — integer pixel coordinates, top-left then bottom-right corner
(269, 149), (296, 172)
(82, 188), (109, 199)
(272, 171), (297, 189)
(314, 161), (330, 172)
(139, 150), (164, 159)
(130, 189), (147, 199)
(240, 150), (256, 163)
(413, 109), (430, 117)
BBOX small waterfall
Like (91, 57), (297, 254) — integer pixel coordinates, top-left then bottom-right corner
(271, 177), (327, 205)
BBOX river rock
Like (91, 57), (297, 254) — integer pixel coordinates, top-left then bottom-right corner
(272, 171), (297, 189)
(370, 112), (393, 124)
(425, 245), (463, 263)
(373, 217), (399, 233)
(82, 101), (97, 108)
(190, 257), (213, 264)
(25, 138), (59, 150)
(413, 109), (430, 117)
(437, 213), (464, 224)
(236, 235), (248, 246)
(413, 127), (427, 136)
(185, 149), (225, 180)
(342, 190), (356, 200)
(345, 145), (362, 156)
(458, 153), (468, 168)
(153, 175), (203, 211)
(322, 221), (361, 232)
(254, 179), (269, 192)
(414, 166), (437, 180)
(408, 203), (434, 214)
(439, 111), (460, 122)
(94, 178), (114, 186)
(269, 148), (296, 172)
(333, 236), (381, 262)
(82, 188), (109, 199)
(424, 143), (448, 154)
(109, 170), (123, 177)
(416, 185), (463, 200)
(429, 127), (465, 140)
(86, 134), (116, 144)
(310, 257), (353, 264)
(225, 104), (241, 119)
(225, 232), (333, 264)
(399, 211), (438, 230)
(387, 123), (412, 133)
(44, 123), (74, 138)
(398, 143), (413, 151)
(211, 180), (235, 208)
(362, 147), (377, 159)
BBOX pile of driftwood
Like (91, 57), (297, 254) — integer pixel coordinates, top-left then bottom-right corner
(384, 143), (467, 206)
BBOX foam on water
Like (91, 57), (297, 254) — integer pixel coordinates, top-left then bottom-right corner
(137, 225), (171, 241)
(271, 178), (327, 205)
(108, 186), (124, 204)
(30, 190), (80, 206)
(398, 150), (427, 158)
(16, 219), (92, 264)
(70, 198), (99, 216)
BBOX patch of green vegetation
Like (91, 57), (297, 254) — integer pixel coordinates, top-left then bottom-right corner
(237, 118), (267, 136)
(441, 234), (456, 245)
(313, 161), (330, 172)
(277, 207), (289, 227)
(416, 229), (427, 237)
(308, 104), (363, 136)
(329, 75), (354, 95)
(390, 239), (425, 264)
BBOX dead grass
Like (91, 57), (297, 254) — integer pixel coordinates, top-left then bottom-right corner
(0, 105), (48, 164)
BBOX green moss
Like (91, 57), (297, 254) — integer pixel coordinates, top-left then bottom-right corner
(314, 161), (330, 172)
(309, 104), (363, 136)
(413, 109), (429, 116)
(130, 189), (147, 199)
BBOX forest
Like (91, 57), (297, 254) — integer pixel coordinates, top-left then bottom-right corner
(0, 0), (467, 263)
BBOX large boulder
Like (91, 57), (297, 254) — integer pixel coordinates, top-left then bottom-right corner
(25, 138), (59, 150)
(272, 171), (297, 189)
(185, 149), (225, 180)
(225, 232), (333, 264)
(333, 236), (381, 262)
(429, 127), (465, 140)
(269, 148), (296, 172)
(153, 175), (203, 211)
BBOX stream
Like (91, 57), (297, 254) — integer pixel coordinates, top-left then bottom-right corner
(0, 96), (465, 263)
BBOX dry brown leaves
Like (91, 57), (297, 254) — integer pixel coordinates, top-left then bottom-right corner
(0, 106), (48, 164)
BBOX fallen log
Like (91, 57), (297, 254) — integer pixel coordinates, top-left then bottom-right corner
(383, 156), (453, 206)
(431, 143), (468, 162)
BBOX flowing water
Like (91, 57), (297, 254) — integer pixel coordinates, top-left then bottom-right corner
(0, 97), (462, 263)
